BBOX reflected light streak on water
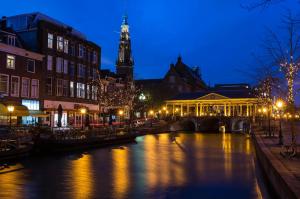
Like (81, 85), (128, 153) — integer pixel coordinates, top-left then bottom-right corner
(0, 133), (269, 199)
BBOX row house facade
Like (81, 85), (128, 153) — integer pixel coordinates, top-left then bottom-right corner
(2, 13), (101, 127)
(0, 29), (44, 125)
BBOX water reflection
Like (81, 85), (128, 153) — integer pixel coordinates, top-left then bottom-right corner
(0, 164), (25, 199)
(69, 154), (94, 199)
(112, 148), (130, 199)
(0, 133), (267, 199)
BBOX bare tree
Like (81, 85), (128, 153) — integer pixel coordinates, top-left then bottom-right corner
(262, 12), (300, 146)
(241, 0), (286, 10)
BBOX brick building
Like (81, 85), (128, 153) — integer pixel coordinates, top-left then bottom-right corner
(1, 13), (101, 127)
(0, 29), (44, 125)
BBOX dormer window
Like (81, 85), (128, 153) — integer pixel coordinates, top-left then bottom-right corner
(57, 36), (64, 51)
(7, 35), (16, 46)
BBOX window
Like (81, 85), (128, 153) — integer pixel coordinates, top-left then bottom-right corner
(31, 79), (39, 98)
(11, 76), (19, 97)
(69, 62), (75, 77)
(57, 36), (63, 51)
(6, 55), (15, 69)
(7, 35), (16, 46)
(86, 85), (90, 99)
(47, 55), (53, 71)
(21, 77), (30, 97)
(48, 33), (53, 49)
(0, 74), (9, 96)
(76, 83), (85, 98)
(56, 79), (63, 96)
(79, 44), (84, 58)
(93, 51), (97, 64)
(63, 80), (68, 97)
(63, 60), (68, 74)
(92, 86), (97, 100)
(78, 64), (86, 78)
(64, 39), (68, 53)
(93, 68), (98, 80)
(56, 57), (63, 73)
(22, 100), (39, 111)
(70, 81), (74, 97)
(27, 59), (35, 73)
(70, 44), (75, 56)
(46, 77), (52, 96)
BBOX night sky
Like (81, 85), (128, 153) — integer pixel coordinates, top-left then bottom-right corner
(1, 0), (299, 85)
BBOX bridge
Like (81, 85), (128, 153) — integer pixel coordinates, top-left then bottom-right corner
(169, 116), (252, 133)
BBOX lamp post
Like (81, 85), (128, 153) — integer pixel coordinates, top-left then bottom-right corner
(7, 105), (14, 129)
(276, 99), (285, 145)
(80, 108), (87, 130)
(118, 110), (124, 126)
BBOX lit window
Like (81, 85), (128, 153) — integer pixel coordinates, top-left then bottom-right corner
(64, 39), (68, 53)
(63, 60), (68, 74)
(6, 55), (15, 69)
(22, 100), (39, 111)
(76, 83), (85, 98)
(0, 74), (9, 96)
(11, 76), (19, 97)
(70, 81), (74, 97)
(7, 35), (16, 46)
(57, 36), (64, 51)
(31, 79), (39, 98)
(86, 85), (90, 99)
(21, 77), (30, 98)
(27, 59), (35, 73)
(47, 55), (53, 71)
(92, 86), (98, 100)
(56, 57), (63, 73)
(48, 33), (53, 49)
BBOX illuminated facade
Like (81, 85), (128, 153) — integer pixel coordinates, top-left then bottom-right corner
(165, 84), (260, 117)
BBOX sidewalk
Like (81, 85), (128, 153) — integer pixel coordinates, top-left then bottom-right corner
(253, 125), (300, 199)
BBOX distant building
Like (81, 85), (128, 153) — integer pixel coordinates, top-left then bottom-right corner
(116, 15), (134, 81)
(135, 56), (207, 110)
(1, 13), (101, 127)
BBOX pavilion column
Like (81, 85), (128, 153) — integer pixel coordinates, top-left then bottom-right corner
(247, 104), (249, 117)
(199, 104), (202, 116)
(180, 104), (183, 117)
(187, 105), (190, 115)
(228, 104), (231, 116)
(240, 105), (242, 116)
(172, 104), (175, 116)
(224, 104), (227, 116)
(196, 103), (199, 117)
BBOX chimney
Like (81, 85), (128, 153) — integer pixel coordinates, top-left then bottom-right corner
(1, 16), (7, 30)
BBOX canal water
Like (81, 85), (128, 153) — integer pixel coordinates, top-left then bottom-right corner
(0, 133), (269, 199)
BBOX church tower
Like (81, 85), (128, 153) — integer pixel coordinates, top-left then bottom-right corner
(116, 15), (134, 80)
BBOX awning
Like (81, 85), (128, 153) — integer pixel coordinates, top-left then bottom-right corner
(29, 110), (49, 118)
(0, 104), (29, 116)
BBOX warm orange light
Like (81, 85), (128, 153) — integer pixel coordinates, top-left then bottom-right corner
(118, 110), (124, 116)
(275, 99), (284, 109)
(80, 108), (87, 114)
(7, 105), (14, 113)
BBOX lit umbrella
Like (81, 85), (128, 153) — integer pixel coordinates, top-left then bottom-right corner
(57, 104), (63, 128)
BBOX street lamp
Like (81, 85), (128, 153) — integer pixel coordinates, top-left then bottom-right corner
(276, 99), (285, 145)
(80, 108), (87, 130)
(118, 110), (124, 126)
(7, 105), (14, 129)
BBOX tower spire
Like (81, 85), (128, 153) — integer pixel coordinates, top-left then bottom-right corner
(116, 14), (134, 81)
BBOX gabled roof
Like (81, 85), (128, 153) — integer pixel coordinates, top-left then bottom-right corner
(169, 89), (256, 100)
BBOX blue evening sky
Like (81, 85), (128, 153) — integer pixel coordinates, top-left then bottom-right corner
(0, 0), (298, 85)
